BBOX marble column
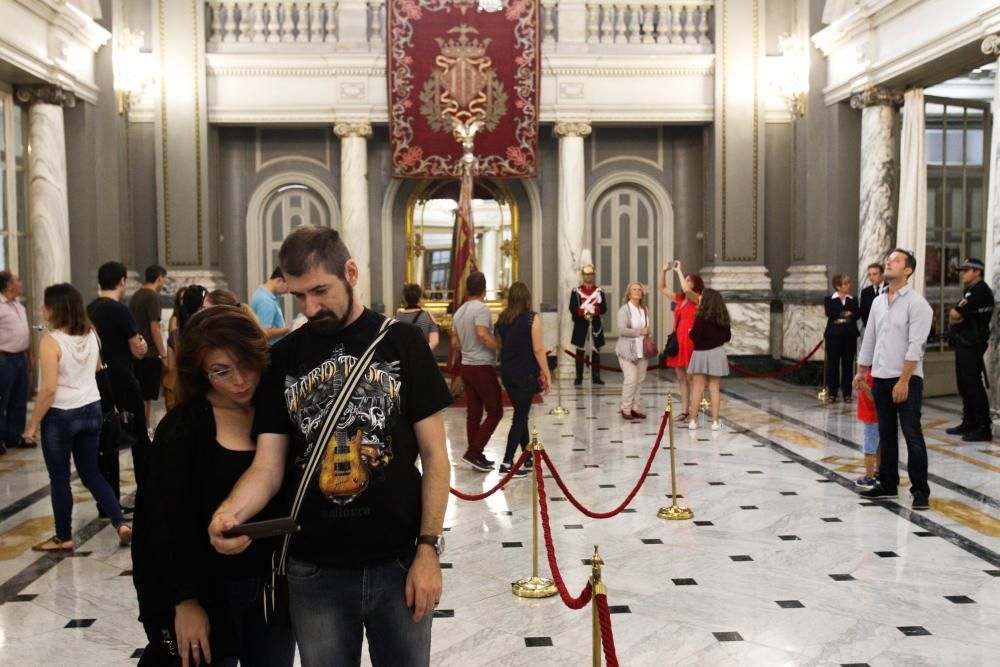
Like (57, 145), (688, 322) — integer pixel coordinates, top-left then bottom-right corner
(779, 265), (829, 362)
(850, 86), (903, 289)
(14, 86), (74, 321)
(553, 121), (591, 376)
(335, 121), (373, 307)
(980, 35), (1000, 435)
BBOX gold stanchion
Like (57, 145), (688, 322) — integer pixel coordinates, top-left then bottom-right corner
(590, 545), (606, 667)
(549, 315), (570, 416)
(817, 342), (829, 401)
(658, 395), (694, 520)
(512, 430), (558, 598)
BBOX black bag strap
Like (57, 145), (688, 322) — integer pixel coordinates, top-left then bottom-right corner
(276, 316), (396, 574)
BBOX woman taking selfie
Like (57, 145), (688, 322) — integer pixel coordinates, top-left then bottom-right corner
(25, 284), (131, 551)
(132, 306), (294, 667)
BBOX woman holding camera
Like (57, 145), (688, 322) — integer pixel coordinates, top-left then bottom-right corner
(132, 306), (294, 667)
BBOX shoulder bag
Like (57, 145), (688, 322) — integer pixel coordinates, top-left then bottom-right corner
(662, 300), (684, 359)
(264, 317), (396, 623)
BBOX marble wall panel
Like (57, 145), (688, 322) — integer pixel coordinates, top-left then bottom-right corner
(727, 302), (771, 356)
(783, 304), (827, 361)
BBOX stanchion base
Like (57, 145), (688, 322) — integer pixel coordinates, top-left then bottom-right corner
(548, 405), (570, 416)
(657, 504), (694, 520)
(511, 576), (558, 598)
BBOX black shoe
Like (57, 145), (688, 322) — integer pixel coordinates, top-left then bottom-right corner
(911, 496), (930, 511)
(945, 423), (970, 435)
(121, 505), (135, 515)
(961, 430), (993, 442)
(498, 461), (528, 478)
(592, 377), (605, 385)
(462, 454), (493, 472)
(11, 438), (36, 449)
(573, 378), (583, 386)
(859, 484), (898, 499)
(0, 443), (6, 456)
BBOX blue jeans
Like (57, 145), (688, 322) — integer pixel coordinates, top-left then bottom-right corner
(41, 401), (124, 539)
(0, 351), (29, 444)
(872, 376), (930, 499)
(286, 550), (431, 667)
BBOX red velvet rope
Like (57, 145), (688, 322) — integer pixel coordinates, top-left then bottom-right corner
(449, 449), (530, 501)
(539, 409), (669, 519)
(562, 348), (669, 371)
(727, 339), (824, 378)
(535, 461), (594, 610)
(595, 593), (620, 667)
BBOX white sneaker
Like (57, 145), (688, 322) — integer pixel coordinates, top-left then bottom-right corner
(711, 421), (722, 431)
(688, 420), (697, 431)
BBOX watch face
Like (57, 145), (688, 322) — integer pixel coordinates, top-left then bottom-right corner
(435, 535), (445, 556)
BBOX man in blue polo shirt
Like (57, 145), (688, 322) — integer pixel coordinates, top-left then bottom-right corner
(251, 266), (291, 343)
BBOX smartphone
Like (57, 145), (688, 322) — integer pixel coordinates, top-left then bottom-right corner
(222, 517), (299, 540)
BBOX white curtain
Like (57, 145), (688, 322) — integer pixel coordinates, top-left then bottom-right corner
(897, 89), (927, 293)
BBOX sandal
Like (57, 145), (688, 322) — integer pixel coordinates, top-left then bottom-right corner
(117, 524), (132, 547)
(678, 412), (690, 422)
(32, 536), (74, 552)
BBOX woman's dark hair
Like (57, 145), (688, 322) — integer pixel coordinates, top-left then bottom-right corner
(175, 306), (270, 404)
(178, 284), (208, 331)
(43, 283), (92, 336)
(498, 281), (532, 325)
(687, 273), (705, 295)
(696, 288), (731, 327)
(401, 283), (423, 308)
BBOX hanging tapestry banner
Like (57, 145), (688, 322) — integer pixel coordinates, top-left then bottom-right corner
(387, 0), (540, 178)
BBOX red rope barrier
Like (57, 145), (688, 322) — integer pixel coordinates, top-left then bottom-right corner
(595, 593), (620, 667)
(563, 348), (670, 372)
(539, 409), (669, 519)
(535, 461), (594, 610)
(449, 449), (530, 501)
(727, 339), (824, 378)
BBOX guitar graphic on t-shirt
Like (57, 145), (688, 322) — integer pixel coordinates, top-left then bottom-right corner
(319, 428), (368, 498)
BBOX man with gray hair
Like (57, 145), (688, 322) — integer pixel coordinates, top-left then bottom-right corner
(0, 271), (33, 454)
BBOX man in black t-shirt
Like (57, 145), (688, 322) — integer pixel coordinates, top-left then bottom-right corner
(88, 262), (150, 495)
(946, 258), (995, 442)
(210, 226), (452, 667)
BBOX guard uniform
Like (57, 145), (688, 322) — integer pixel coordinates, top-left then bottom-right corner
(568, 271), (607, 385)
(949, 259), (994, 440)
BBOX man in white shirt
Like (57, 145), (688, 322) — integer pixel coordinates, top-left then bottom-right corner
(0, 271), (33, 454)
(854, 249), (933, 510)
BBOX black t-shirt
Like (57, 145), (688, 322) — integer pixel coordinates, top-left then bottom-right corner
(87, 297), (139, 383)
(254, 308), (452, 568)
(953, 280), (994, 347)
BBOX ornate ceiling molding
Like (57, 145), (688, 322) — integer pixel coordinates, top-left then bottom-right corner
(983, 33), (1000, 56)
(334, 121), (374, 139)
(552, 122), (592, 139)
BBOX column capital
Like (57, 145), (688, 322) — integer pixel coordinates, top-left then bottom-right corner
(334, 121), (373, 139)
(982, 33), (1000, 56)
(849, 86), (903, 110)
(552, 121), (592, 139)
(14, 85), (77, 108)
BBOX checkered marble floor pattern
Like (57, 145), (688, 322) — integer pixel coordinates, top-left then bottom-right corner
(0, 374), (998, 666)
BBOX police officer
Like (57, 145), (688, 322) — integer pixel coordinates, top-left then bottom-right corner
(945, 258), (994, 442)
(569, 250), (607, 386)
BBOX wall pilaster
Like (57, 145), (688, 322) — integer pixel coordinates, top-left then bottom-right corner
(335, 121), (374, 307)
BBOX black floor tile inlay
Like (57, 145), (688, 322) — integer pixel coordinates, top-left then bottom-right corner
(609, 440), (622, 443)
(821, 517), (842, 523)
(626, 455), (640, 459)
(608, 605), (631, 614)
(780, 491), (798, 496)
(550, 497), (567, 502)
(433, 609), (455, 618)
(720, 453), (735, 457)
(713, 631), (743, 642)
(694, 520), (714, 526)
(584, 464), (600, 469)
(683, 462), (699, 466)
(739, 505), (758, 510)
(599, 484), (616, 488)
(564, 524), (583, 530)
(816, 479), (833, 483)
(776, 599), (805, 608)
(621, 508), (638, 513)
(729, 555), (753, 562)
(913, 531), (934, 537)
(858, 502), (880, 507)
(986, 570), (1000, 577)
(944, 595), (975, 604)
(502, 542), (523, 548)
(641, 538), (663, 545)
(897, 626), (931, 636)
(672, 578), (697, 586)
(874, 551), (898, 558)
(840, 663), (871, 667)
(747, 470), (763, 474)
(440, 563), (453, 569)
(778, 535), (800, 541)
(829, 574), (855, 581)
(524, 636), (554, 647)
(494, 510), (513, 516)
(647, 472), (660, 476)
(9, 593), (37, 602)
(709, 481), (726, 486)
(65, 619), (96, 628)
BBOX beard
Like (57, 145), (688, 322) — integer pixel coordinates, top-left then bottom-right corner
(307, 282), (355, 335)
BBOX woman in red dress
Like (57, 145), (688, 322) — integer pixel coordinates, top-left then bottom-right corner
(660, 261), (704, 422)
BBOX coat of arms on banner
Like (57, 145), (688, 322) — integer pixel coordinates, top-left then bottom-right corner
(388, 0), (540, 178)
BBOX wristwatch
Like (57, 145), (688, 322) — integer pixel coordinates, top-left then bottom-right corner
(416, 534), (445, 556)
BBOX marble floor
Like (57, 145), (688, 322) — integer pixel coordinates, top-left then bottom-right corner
(0, 374), (998, 666)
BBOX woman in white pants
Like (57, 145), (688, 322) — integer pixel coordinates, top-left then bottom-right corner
(615, 282), (651, 420)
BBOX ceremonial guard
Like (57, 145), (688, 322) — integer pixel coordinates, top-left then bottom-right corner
(946, 258), (995, 442)
(569, 250), (608, 386)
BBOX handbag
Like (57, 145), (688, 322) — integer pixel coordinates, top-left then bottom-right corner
(94, 337), (135, 497)
(662, 301), (684, 359)
(264, 317), (397, 623)
(643, 334), (658, 359)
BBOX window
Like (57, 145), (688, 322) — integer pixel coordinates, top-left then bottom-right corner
(923, 97), (990, 351)
(0, 88), (29, 281)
